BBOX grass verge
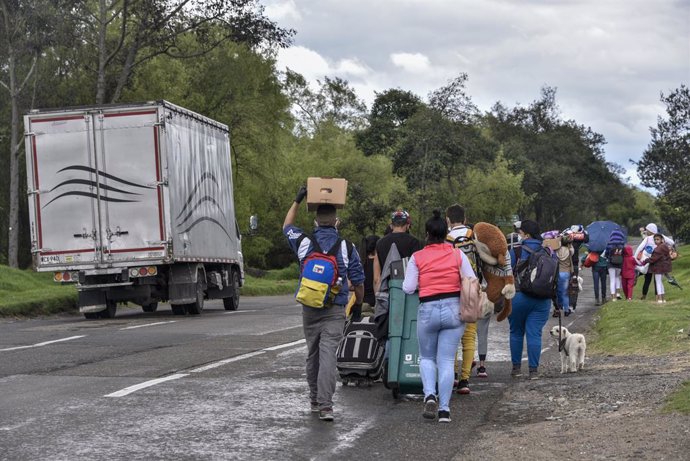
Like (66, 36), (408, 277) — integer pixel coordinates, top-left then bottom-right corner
(0, 265), (77, 316)
(0, 264), (297, 316)
(589, 244), (690, 414)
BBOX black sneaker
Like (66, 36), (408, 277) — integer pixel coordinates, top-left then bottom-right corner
(511, 365), (522, 378)
(477, 366), (488, 378)
(528, 367), (539, 380)
(423, 394), (438, 419)
(552, 309), (560, 318)
(310, 401), (319, 413)
(456, 379), (470, 394)
(318, 408), (334, 421)
(564, 310), (571, 317)
(438, 410), (451, 423)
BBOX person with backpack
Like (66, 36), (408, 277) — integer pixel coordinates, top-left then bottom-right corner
(642, 233), (673, 303)
(372, 209), (422, 342)
(360, 235), (380, 317)
(582, 250), (608, 306)
(402, 210), (476, 423)
(283, 186), (365, 422)
(509, 220), (555, 380)
(605, 229), (626, 301)
(445, 204), (481, 394)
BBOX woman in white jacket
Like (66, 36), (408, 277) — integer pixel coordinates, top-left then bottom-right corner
(635, 223), (674, 300)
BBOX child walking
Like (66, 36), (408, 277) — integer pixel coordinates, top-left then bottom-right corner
(620, 245), (637, 300)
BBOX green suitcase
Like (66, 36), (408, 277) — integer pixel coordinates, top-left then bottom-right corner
(385, 278), (423, 398)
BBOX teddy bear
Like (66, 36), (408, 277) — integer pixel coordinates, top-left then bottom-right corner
(472, 222), (516, 322)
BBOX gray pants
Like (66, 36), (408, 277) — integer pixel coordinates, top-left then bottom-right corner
(302, 304), (345, 410)
(476, 313), (491, 359)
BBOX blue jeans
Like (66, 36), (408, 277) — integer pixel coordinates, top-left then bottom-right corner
(557, 272), (571, 313)
(592, 266), (608, 300)
(508, 292), (550, 369)
(417, 297), (464, 412)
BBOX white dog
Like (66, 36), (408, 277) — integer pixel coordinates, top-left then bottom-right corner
(549, 326), (586, 373)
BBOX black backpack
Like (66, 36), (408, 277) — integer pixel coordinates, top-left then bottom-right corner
(609, 246), (624, 267)
(515, 246), (558, 298)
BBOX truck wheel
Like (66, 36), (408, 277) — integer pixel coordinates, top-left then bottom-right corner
(100, 300), (117, 319)
(171, 304), (186, 315)
(186, 272), (205, 315)
(141, 302), (158, 313)
(223, 270), (240, 311)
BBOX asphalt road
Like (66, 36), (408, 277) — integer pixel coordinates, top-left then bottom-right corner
(0, 284), (599, 461)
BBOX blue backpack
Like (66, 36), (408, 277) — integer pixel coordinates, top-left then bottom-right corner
(295, 237), (343, 308)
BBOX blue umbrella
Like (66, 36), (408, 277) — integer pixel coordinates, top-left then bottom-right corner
(585, 221), (626, 253)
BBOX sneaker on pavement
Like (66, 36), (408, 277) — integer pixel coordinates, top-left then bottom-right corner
(511, 365), (522, 378)
(310, 401), (319, 413)
(457, 379), (470, 394)
(438, 410), (451, 423)
(477, 366), (488, 378)
(318, 408), (334, 421)
(423, 394), (438, 419)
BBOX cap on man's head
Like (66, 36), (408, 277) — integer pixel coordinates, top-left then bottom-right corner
(645, 223), (658, 234)
(518, 219), (541, 239)
(391, 209), (411, 226)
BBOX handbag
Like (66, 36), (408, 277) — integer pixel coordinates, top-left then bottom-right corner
(456, 250), (483, 323)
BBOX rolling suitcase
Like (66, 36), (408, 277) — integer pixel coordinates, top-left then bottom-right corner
(385, 277), (423, 398)
(336, 316), (385, 385)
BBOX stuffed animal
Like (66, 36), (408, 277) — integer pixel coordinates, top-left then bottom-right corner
(472, 222), (516, 322)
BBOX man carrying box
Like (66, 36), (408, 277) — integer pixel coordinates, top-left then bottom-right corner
(283, 185), (365, 422)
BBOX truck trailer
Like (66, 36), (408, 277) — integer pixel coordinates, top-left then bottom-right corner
(24, 101), (244, 318)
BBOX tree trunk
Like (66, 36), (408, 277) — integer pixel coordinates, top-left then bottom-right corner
(7, 49), (19, 268)
(95, 0), (108, 104)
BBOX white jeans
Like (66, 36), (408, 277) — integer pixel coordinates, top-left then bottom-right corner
(608, 267), (621, 295)
(654, 274), (665, 295)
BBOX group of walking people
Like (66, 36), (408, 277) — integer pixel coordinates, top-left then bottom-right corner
(283, 185), (678, 423)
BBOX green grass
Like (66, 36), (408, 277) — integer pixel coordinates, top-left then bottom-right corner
(241, 273), (296, 296)
(0, 265), (78, 316)
(589, 244), (690, 414)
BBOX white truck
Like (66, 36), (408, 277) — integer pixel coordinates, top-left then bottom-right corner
(24, 101), (244, 319)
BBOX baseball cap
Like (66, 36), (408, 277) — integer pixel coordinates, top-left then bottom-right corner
(391, 209), (411, 225)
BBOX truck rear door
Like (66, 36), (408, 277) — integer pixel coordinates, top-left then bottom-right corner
(26, 107), (167, 269)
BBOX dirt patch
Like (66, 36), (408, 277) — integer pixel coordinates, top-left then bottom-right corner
(457, 353), (690, 460)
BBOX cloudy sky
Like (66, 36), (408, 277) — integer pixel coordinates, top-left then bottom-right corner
(264, 0), (689, 188)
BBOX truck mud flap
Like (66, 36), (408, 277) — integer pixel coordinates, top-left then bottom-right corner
(169, 264), (199, 305)
(78, 290), (107, 313)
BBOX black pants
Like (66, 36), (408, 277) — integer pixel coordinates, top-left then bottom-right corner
(641, 272), (657, 296)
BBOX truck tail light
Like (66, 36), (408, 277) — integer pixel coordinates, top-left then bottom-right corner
(129, 266), (158, 278)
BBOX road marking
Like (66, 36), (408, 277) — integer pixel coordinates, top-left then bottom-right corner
(255, 325), (302, 335)
(104, 338), (307, 396)
(119, 321), (176, 330)
(0, 335), (86, 352)
(104, 373), (189, 398)
(188, 350), (266, 373)
(225, 309), (258, 314)
(314, 420), (374, 459)
(263, 339), (306, 351)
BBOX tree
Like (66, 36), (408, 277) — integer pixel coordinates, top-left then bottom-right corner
(282, 69), (367, 135)
(0, 0), (58, 267)
(355, 88), (422, 156)
(637, 85), (690, 239)
(67, 0), (294, 104)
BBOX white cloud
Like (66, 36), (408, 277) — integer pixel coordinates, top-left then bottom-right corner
(335, 58), (370, 77)
(264, 0), (301, 22)
(390, 52), (432, 74)
(276, 46), (330, 81)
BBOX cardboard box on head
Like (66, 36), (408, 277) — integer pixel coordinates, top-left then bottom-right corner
(543, 238), (562, 251)
(307, 177), (348, 211)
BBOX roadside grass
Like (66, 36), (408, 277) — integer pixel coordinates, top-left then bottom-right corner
(0, 263), (298, 317)
(0, 265), (77, 316)
(589, 244), (690, 414)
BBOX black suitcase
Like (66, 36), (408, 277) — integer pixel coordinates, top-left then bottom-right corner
(337, 316), (385, 385)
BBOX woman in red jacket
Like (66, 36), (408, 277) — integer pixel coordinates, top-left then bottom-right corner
(402, 210), (476, 423)
(644, 234), (673, 303)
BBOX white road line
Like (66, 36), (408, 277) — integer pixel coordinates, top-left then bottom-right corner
(320, 420), (375, 459)
(263, 339), (306, 351)
(104, 373), (189, 398)
(0, 335), (86, 352)
(119, 321), (176, 330)
(225, 309), (258, 314)
(104, 338), (308, 397)
(188, 350), (266, 373)
(254, 325), (302, 335)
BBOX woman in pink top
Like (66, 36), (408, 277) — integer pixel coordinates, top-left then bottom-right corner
(403, 210), (476, 423)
